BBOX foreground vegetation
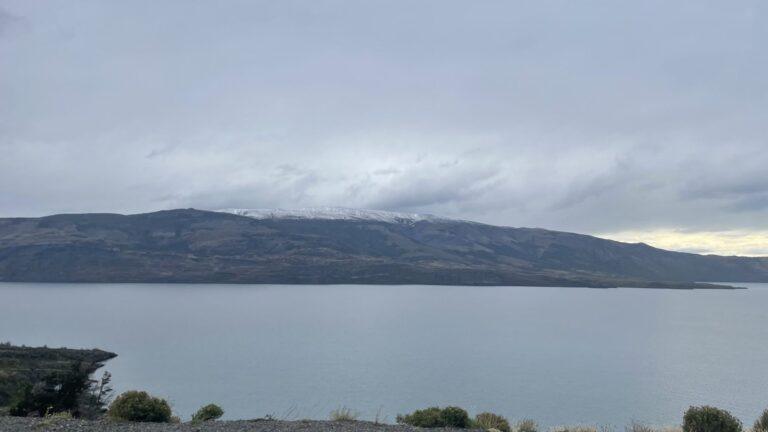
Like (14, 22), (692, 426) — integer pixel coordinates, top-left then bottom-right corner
(0, 343), (116, 418)
(3, 344), (768, 431)
(0, 343), (116, 409)
(6, 393), (768, 432)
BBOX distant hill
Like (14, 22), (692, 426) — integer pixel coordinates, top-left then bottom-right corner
(0, 208), (766, 288)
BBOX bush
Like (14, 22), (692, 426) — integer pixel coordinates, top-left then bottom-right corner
(517, 419), (539, 432)
(683, 406), (742, 432)
(107, 391), (172, 423)
(398, 407), (444, 427)
(329, 407), (359, 421)
(755, 410), (768, 432)
(442, 406), (470, 428)
(397, 406), (470, 428)
(191, 403), (224, 422)
(475, 412), (511, 432)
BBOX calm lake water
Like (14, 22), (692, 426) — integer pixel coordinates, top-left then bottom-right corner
(2, 283), (767, 427)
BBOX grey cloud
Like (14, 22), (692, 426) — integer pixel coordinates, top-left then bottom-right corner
(550, 159), (638, 211)
(0, 0), (767, 238)
(0, 6), (19, 36)
(682, 179), (768, 201)
(728, 194), (768, 213)
(368, 166), (505, 211)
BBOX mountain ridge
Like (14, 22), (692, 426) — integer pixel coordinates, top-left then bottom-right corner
(217, 207), (457, 224)
(0, 208), (766, 288)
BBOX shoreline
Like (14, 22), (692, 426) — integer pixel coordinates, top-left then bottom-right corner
(0, 417), (475, 432)
(0, 280), (747, 290)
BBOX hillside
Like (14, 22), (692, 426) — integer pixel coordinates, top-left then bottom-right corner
(0, 208), (766, 288)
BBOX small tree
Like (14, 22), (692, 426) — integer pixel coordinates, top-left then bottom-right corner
(683, 406), (742, 432)
(754, 409), (768, 432)
(8, 362), (91, 417)
(78, 371), (114, 419)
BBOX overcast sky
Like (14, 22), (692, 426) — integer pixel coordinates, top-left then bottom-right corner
(1, 1), (766, 255)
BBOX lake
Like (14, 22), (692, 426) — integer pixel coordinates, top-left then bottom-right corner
(1, 282), (767, 428)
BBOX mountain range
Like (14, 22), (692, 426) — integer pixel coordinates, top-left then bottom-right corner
(1, 208), (766, 289)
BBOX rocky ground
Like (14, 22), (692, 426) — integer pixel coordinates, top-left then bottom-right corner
(0, 418), (474, 432)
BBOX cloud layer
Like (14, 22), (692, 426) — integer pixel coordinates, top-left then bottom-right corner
(1, 1), (766, 254)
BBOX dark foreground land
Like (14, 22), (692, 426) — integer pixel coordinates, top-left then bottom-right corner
(0, 418), (472, 432)
(0, 344), (116, 408)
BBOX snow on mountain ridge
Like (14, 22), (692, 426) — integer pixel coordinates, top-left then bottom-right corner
(217, 207), (453, 223)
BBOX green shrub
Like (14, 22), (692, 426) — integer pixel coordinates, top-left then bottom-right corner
(475, 412), (511, 432)
(191, 403), (224, 422)
(755, 410), (768, 432)
(517, 419), (539, 432)
(442, 406), (470, 428)
(683, 406), (742, 432)
(107, 391), (172, 423)
(329, 407), (359, 421)
(397, 406), (469, 428)
(398, 407), (444, 427)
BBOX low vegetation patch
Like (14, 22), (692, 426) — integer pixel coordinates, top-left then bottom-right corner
(397, 406), (470, 428)
(475, 412), (511, 432)
(107, 390), (172, 423)
(35, 410), (74, 429)
(191, 403), (224, 423)
(626, 422), (656, 432)
(551, 426), (599, 432)
(517, 419), (539, 432)
(330, 407), (359, 421)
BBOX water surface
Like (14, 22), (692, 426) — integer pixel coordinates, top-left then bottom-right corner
(1, 283), (766, 427)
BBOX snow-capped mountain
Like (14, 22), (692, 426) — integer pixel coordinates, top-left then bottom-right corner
(0, 208), (762, 288)
(217, 207), (453, 224)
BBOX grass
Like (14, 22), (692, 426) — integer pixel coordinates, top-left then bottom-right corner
(551, 426), (600, 432)
(35, 411), (73, 429)
(475, 412), (511, 432)
(329, 407), (359, 422)
(517, 419), (539, 432)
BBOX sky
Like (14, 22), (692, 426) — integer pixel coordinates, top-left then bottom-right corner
(1, 1), (766, 256)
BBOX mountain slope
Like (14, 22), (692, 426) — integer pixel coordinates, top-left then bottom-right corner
(0, 209), (766, 288)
